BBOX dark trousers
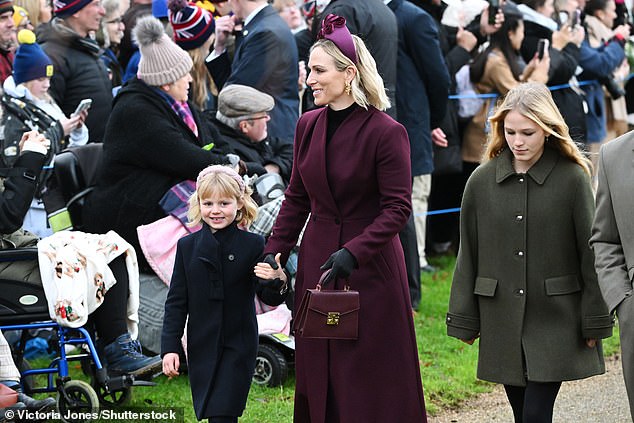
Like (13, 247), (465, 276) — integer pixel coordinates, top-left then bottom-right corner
(504, 381), (562, 423)
(428, 172), (463, 247)
(398, 212), (420, 309)
(88, 255), (129, 345)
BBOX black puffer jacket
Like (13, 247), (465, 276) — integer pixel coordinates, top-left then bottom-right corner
(38, 19), (113, 143)
(82, 77), (230, 269)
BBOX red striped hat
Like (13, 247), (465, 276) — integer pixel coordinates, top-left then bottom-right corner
(0, 0), (14, 15)
(53, 0), (92, 18)
(168, 0), (214, 51)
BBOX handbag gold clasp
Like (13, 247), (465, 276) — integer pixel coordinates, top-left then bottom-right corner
(327, 312), (340, 325)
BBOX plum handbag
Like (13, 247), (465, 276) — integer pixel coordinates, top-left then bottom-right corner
(293, 270), (360, 340)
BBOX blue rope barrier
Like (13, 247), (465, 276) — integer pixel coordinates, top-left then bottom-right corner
(416, 207), (461, 217)
(448, 73), (634, 100)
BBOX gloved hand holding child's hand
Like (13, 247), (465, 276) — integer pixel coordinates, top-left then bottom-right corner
(254, 253), (287, 291)
(320, 248), (357, 286)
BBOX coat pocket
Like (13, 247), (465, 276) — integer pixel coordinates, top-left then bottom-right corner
(474, 277), (498, 297)
(544, 275), (581, 296)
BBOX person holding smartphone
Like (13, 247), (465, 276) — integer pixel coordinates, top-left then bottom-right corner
(516, 0), (587, 143)
(1, 29), (88, 237)
(462, 1), (549, 174)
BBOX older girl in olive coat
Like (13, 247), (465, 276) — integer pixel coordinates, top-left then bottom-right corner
(447, 83), (612, 422)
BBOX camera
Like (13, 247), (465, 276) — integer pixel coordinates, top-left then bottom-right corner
(600, 75), (626, 100)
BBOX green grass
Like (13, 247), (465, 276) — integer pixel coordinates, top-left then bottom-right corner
(27, 254), (622, 422)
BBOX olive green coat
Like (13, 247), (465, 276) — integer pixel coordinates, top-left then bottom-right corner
(447, 146), (613, 386)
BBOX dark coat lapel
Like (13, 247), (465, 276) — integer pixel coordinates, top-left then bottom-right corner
(193, 224), (224, 299)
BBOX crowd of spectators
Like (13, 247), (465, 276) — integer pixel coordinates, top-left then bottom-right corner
(0, 0), (632, 407)
(0, 0), (631, 314)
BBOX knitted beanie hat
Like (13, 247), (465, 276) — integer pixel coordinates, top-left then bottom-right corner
(53, 0), (93, 18)
(13, 30), (54, 85)
(0, 0), (13, 15)
(168, 0), (214, 51)
(133, 15), (193, 86)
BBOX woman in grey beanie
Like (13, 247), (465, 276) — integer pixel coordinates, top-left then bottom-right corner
(83, 15), (232, 274)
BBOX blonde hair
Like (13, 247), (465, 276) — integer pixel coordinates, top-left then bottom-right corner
(484, 82), (592, 176)
(23, 79), (54, 102)
(15, 0), (43, 28)
(311, 35), (390, 111)
(187, 171), (258, 228)
(188, 43), (217, 110)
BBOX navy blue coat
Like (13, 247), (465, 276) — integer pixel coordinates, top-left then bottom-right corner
(161, 223), (286, 420)
(388, 0), (449, 176)
(206, 5), (299, 141)
(578, 39), (625, 143)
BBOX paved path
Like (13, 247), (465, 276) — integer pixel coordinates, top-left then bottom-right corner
(429, 355), (632, 423)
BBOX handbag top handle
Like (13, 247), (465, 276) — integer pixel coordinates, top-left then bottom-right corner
(316, 269), (352, 291)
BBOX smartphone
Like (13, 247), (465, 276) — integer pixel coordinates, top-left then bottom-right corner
(537, 38), (549, 60)
(488, 0), (500, 25)
(569, 9), (580, 28)
(73, 99), (92, 116)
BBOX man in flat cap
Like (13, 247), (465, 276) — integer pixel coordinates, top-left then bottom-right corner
(212, 84), (293, 186)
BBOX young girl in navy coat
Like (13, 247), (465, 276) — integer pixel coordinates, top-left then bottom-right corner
(161, 165), (288, 423)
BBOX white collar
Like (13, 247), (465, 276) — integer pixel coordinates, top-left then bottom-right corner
(244, 3), (268, 27)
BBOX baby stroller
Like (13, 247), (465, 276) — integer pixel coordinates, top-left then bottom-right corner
(0, 248), (145, 423)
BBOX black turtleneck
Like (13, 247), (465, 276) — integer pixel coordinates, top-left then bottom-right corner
(326, 103), (359, 143)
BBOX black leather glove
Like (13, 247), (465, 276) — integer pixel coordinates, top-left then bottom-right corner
(262, 253), (278, 270)
(258, 253), (285, 290)
(319, 248), (357, 286)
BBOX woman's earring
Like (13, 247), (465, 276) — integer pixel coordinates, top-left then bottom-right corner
(345, 81), (352, 96)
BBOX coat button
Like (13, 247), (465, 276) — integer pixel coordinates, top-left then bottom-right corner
(228, 254), (235, 261)
(516, 215), (523, 221)
(516, 289), (525, 296)
(518, 177), (524, 183)
(335, 218), (341, 225)
(517, 251), (524, 257)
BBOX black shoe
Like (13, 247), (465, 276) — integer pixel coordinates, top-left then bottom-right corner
(17, 393), (56, 413)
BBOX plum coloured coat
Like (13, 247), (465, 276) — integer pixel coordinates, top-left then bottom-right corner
(265, 106), (427, 422)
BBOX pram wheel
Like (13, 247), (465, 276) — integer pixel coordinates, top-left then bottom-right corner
(253, 344), (288, 387)
(57, 379), (99, 423)
(94, 383), (132, 407)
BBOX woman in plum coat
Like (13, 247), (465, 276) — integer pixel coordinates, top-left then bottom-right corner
(262, 14), (427, 423)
